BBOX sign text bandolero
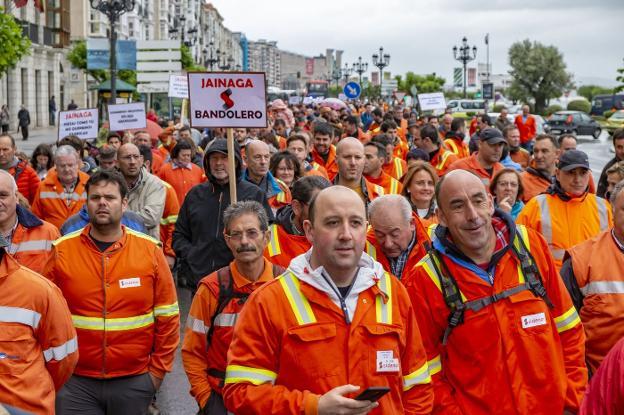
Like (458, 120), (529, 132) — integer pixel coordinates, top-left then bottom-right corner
(188, 72), (267, 128)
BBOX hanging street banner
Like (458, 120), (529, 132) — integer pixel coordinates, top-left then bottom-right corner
(58, 108), (99, 140)
(187, 72), (267, 128)
(168, 75), (189, 99)
(108, 102), (147, 131)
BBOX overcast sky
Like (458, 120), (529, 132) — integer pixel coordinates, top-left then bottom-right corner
(211, 0), (622, 87)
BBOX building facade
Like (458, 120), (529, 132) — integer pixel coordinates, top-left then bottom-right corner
(248, 39), (280, 87)
(279, 48), (342, 90)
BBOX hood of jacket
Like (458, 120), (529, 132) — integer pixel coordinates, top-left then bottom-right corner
(17, 204), (43, 229)
(202, 138), (243, 185)
(288, 250), (388, 320)
(275, 204), (297, 233)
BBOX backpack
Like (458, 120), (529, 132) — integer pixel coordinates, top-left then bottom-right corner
(424, 228), (554, 345)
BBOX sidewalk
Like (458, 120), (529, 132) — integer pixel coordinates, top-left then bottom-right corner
(10, 126), (59, 156)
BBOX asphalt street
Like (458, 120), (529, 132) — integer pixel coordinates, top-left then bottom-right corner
(576, 130), (613, 183)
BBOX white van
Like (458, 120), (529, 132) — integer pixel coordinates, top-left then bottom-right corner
(446, 99), (486, 113)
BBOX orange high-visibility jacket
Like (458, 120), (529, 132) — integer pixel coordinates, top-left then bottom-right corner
(311, 145), (338, 181)
(510, 147), (531, 169)
(9, 212), (60, 274)
(444, 137), (470, 159)
(0, 252), (78, 414)
(430, 147), (459, 177)
(404, 223), (587, 414)
(382, 157), (407, 181)
(158, 162), (206, 205)
(222, 258), (434, 414)
(565, 230), (624, 373)
(514, 114), (537, 144)
(43, 225), (180, 379)
(366, 213), (430, 280)
(393, 138), (409, 160)
(31, 170), (89, 229)
(516, 192), (612, 271)
(304, 161), (329, 179)
(449, 153), (504, 187)
(181, 259), (277, 407)
(8, 160), (40, 204)
(263, 223), (310, 268)
(364, 171), (403, 195)
(520, 169), (552, 202)
(159, 180), (180, 258)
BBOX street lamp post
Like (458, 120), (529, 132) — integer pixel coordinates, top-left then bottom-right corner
(331, 62), (341, 87)
(352, 56), (368, 86)
(452, 36), (477, 99)
(372, 47), (390, 96)
(341, 63), (353, 85)
(203, 41), (220, 71)
(90, 0), (136, 104)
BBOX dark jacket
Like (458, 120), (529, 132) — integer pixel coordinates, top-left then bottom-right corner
(172, 139), (273, 289)
(17, 109), (30, 127)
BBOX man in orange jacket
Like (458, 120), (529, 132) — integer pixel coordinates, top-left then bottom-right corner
(366, 195), (429, 280)
(264, 176), (330, 268)
(560, 180), (624, 375)
(414, 124), (458, 177)
(517, 150), (612, 272)
(183, 201), (283, 414)
(0, 233), (77, 414)
(311, 122), (339, 181)
(515, 104), (537, 151)
(521, 134), (558, 202)
(363, 142), (403, 194)
(404, 169), (587, 415)
(0, 170), (59, 274)
(44, 169), (179, 414)
(286, 134), (329, 179)
(449, 127), (505, 187)
(32, 145), (89, 229)
(158, 140), (205, 205)
(223, 186), (434, 414)
(373, 134), (407, 180)
(443, 118), (470, 159)
(333, 137), (384, 206)
(0, 134), (40, 204)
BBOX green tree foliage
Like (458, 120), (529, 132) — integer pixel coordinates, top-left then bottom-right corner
(567, 99), (591, 113)
(507, 40), (573, 114)
(616, 59), (624, 93)
(578, 85), (613, 101)
(394, 72), (446, 94)
(545, 104), (563, 116)
(67, 40), (137, 86)
(0, 7), (31, 77)
(181, 45), (206, 72)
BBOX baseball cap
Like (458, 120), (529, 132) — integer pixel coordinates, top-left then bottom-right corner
(558, 149), (590, 171)
(479, 127), (506, 144)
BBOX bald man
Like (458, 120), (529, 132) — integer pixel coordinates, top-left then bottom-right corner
(117, 143), (165, 238)
(333, 137), (384, 205)
(223, 186), (433, 414)
(243, 140), (291, 211)
(403, 170), (586, 414)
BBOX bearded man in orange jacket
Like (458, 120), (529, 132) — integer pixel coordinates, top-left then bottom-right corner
(223, 186), (434, 414)
(404, 170), (587, 415)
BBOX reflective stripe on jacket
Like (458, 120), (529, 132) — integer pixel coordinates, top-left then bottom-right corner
(43, 225), (179, 379)
(31, 169), (89, 229)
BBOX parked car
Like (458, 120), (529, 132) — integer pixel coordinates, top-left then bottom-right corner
(591, 93), (624, 115)
(447, 99), (486, 113)
(605, 110), (624, 135)
(546, 111), (602, 139)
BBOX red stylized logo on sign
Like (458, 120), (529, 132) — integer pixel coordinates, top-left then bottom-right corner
(220, 88), (234, 109)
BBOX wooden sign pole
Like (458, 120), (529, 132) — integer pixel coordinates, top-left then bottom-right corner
(226, 127), (237, 202)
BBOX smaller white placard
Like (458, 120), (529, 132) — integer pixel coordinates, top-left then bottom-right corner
(168, 75), (189, 98)
(418, 92), (447, 111)
(108, 102), (147, 131)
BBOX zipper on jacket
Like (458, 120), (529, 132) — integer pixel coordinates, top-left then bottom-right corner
(101, 253), (107, 375)
(320, 269), (359, 325)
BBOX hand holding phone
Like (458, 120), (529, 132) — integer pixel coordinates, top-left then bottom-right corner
(354, 386), (391, 402)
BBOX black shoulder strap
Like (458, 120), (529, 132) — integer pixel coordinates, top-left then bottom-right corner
(12, 163), (24, 182)
(206, 267), (243, 346)
(509, 229), (554, 308)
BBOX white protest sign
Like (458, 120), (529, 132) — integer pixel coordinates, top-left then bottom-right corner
(303, 97), (313, 105)
(288, 96), (302, 105)
(108, 102), (147, 131)
(58, 109), (99, 140)
(168, 75), (188, 99)
(188, 72), (267, 128)
(417, 92), (447, 111)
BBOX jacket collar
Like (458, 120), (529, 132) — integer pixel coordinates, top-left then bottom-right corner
(16, 204), (43, 229)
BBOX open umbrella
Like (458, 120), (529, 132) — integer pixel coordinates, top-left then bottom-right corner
(320, 97), (348, 110)
(128, 118), (163, 138)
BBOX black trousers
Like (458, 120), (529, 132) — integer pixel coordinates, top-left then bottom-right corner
(20, 125), (28, 140)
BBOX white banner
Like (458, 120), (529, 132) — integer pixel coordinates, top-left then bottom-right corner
(418, 92), (447, 111)
(168, 75), (189, 99)
(188, 72), (267, 128)
(58, 109), (99, 140)
(108, 102), (147, 131)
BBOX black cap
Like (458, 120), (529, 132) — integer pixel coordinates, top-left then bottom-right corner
(479, 127), (506, 144)
(558, 149), (590, 171)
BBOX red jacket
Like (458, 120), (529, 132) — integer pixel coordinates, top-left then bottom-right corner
(404, 222), (587, 414)
(580, 336), (624, 415)
(44, 225), (180, 379)
(514, 114), (537, 144)
(7, 160), (40, 204)
(159, 180), (180, 258)
(158, 162), (205, 205)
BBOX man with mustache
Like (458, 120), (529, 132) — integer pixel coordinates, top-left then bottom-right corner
(223, 186), (433, 414)
(182, 201), (283, 415)
(404, 169), (587, 415)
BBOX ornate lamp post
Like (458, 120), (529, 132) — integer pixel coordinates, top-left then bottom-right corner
(341, 63), (353, 85)
(372, 46), (390, 94)
(203, 41), (220, 71)
(90, 0), (136, 103)
(352, 56), (368, 86)
(453, 36), (477, 98)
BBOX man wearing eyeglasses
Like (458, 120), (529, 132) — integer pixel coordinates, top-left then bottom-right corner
(117, 143), (165, 239)
(182, 201), (283, 415)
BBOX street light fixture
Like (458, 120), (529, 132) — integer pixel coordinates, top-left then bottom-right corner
(203, 41), (220, 71)
(90, 0), (136, 103)
(341, 63), (353, 85)
(331, 62), (341, 87)
(372, 46), (390, 94)
(352, 56), (368, 86)
(453, 36), (477, 99)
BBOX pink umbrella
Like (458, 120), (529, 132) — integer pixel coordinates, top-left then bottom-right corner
(128, 119), (163, 138)
(320, 97), (348, 110)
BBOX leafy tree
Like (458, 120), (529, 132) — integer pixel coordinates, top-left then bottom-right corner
(507, 39), (573, 114)
(67, 40), (108, 83)
(616, 58), (624, 93)
(394, 72), (445, 94)
(567, 99), (591, 113)
(0, 7), (31, 77)
(181, 45), (206, 72)
(578, 85), (613, 101)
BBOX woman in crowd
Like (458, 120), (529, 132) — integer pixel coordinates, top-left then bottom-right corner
(490, 168), (525, 220)
(270, 150), (302, 188)
(29, 143), (54, 180)
(401, 161), (438, 226)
